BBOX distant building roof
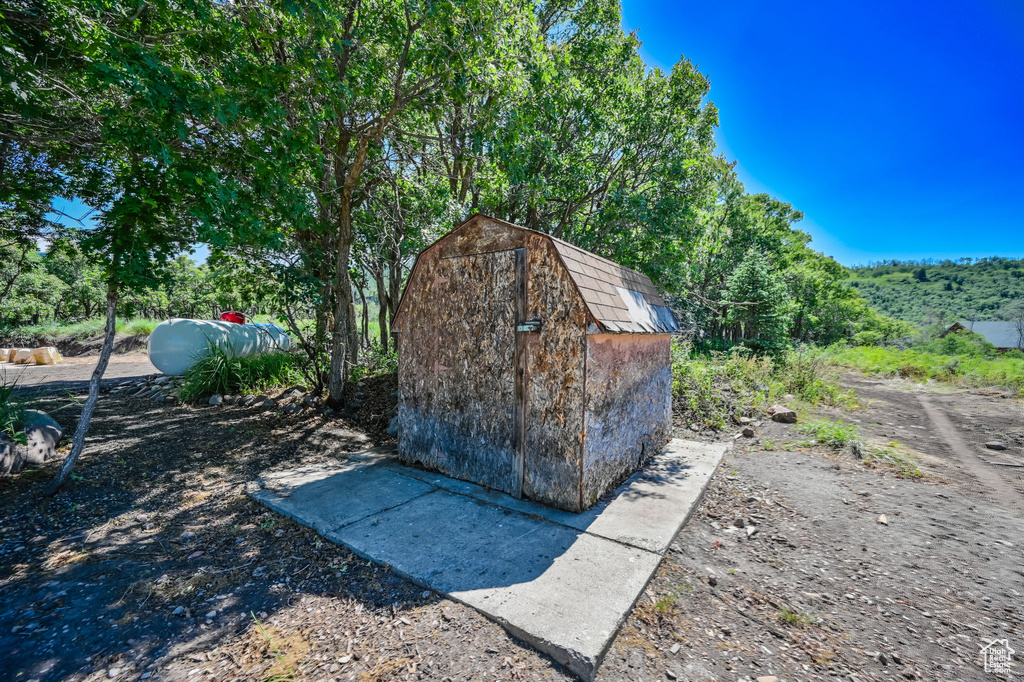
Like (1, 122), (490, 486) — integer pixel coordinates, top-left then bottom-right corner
(952, 321), (1024, 349)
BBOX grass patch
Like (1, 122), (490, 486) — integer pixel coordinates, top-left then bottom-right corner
(121, 318), (160, 336)
(671, 342), (857, 429)
(796, 418), (926, 478)
(823, 344), (1024, 395)
(654, 591), (679, 613)
(777, 608), (815, 627)
(862, 441), (925, 478)
(179, 344), (304, 403)
(1, 372), (26, 443)
(0, 316), (163, 342)
(798, 419), (861, 449)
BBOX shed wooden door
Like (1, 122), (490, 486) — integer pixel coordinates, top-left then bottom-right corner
(430, 249), (524, 497)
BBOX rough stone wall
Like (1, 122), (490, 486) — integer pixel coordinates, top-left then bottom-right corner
(581, 334), (672, 508)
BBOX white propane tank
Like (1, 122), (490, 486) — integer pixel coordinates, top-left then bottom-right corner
(148, 318), (291, 376)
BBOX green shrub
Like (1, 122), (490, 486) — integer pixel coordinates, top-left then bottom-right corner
(851, 330), (883, 346)
(672, 343), (774, 429)
(179, 344), (304, 403)
(919, 330), (998, 358)
(779, 348), (858, 408)
(671, 342), (855, 428)
(350, 341), (397, 382)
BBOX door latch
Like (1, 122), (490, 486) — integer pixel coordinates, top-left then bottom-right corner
(516, 319), (542, 333)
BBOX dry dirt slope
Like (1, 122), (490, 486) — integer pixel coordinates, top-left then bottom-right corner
(0, 375), (1021, 681)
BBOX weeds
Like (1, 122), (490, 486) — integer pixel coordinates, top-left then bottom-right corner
(862, 441), (925, 478)
(654, 591), (679, 613)
(0, 373), (26, 443)
(350, 340), (397, 382)
(777, 609), (815, 627)
(672, 342), (856, 428)
(251, 612), (298, 681)
(798, 420), (861, 449)
(179, 343), (303, 403)
(779, 349), (858, 408)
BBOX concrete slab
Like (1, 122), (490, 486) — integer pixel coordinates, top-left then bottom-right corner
(254, 457), (434, 536)
(251, 439), (726, 679)
(384, 439), (726, 553)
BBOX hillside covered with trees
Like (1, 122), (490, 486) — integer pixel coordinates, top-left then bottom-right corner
(847, 257), (1024, 325)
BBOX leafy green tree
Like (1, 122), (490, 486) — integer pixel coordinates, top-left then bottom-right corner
(722, 250), (794, 353)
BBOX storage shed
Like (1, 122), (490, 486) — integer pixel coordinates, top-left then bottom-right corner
(393, 214), (679, 512)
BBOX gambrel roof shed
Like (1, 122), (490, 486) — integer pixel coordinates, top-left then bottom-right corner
(393, 214), (678, 512)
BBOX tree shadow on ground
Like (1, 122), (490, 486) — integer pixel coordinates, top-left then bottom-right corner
(0, 395), (571, 681)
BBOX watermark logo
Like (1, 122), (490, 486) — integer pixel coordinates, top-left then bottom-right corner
(980, 638), (1014, 674)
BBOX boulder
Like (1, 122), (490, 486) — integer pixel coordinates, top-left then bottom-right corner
(12, 349), (34, 364)
(0, 434), (19, 474)
(0, 348), (9, 362)
(209, 395), (224, 406)
(386, 415), (400, 438)
(0, 410), (64, 474)
(769, 405), (797, 423)
(984, 441), (1009, 451)
(31, 347), (64, 365)
(20, 410), (64, 466)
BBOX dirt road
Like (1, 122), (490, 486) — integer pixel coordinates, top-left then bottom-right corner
(2, 353), (158, 394)
(844, 375), (1024, 512)
(0, 374), (1020, 681)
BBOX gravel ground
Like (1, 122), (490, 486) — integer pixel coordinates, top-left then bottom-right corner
(0, 373), (1020, 681)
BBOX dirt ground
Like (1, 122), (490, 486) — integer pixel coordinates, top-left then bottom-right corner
(2, 353), (157, 394)
(0, 372), (1021, 681)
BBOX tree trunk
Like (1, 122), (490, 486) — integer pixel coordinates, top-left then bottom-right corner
(387, 248), (402, 348)
(327, 241), (355, 407)
(357, 282), (369, 349)
(374, 268), (390, 355)
(47, 281), (119, 495)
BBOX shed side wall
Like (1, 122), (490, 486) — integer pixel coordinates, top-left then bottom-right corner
(581, 334), (672, 508)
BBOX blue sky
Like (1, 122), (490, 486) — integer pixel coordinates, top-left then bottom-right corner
(622, 0), (1024, 265)
(51, 2), (1023, 267)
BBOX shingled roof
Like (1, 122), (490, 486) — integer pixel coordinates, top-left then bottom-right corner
(548, 236), (678, 333)
(395, 215), (679, 334)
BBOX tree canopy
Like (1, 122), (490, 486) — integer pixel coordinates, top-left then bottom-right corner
(2, 0), (903, 374)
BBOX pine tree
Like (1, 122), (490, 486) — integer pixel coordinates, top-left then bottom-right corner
(724, 250), (793, 353)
